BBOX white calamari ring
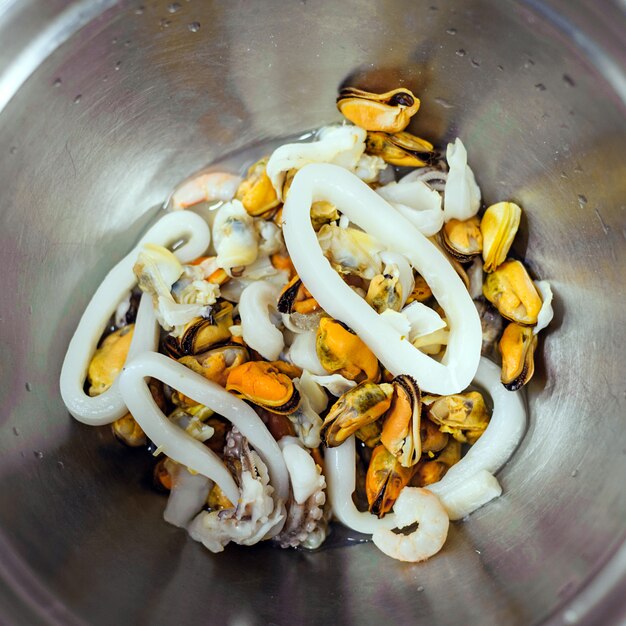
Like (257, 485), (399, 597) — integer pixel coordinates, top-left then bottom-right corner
(60, 211), (211, 426)
(282, 163), (481, 395)
(118, 351), (289, 505)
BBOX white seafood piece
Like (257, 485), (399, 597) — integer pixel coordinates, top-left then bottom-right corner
(534, 280), (554, 334)
(298, 370), (329, 414)
(173, 279), (220, 307)
(241, 254), (289, 283)
(212, 200), (259, 272)
(219, 269), (288, 303)
(134, 244), (210, 334)
(60, 211), (210, 426)
(189, 453), (285, 553)
(170, 171), (241, 210)
(317, 223), (383, 279)
(379, 309), (411, 339)
(377, 179), (444, 237)
(257, 220), (285, 256)
(238, 281), (284, 361)
(287, 331), (326, 376)
(372, 487), (449, 563)
(282, 163), (481, 395)
(267, 125), (367, 200)
(164, 462), (212, 528)
(402, 301), (447, 339)
(287, 383), (323, 448)
(412, 326), (450, 355)
(427, 357), (526, 515)
(282, 444), (325, 505)
(443, 138), (481, 222)
(380, 251), (414, 307)
(436, 470), (502, 521)
(118, 352), (289, 504)
(354, 153), (388, 183)
(309, 373), (357, 397)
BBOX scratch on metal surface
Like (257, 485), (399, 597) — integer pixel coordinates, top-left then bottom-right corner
(594, 208), (610, 236)
(64, 141), (77, 178)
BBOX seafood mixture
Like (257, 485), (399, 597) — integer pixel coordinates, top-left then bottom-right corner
(60, 85), (552, 562)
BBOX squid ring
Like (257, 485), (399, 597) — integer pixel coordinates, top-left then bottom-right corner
(119, 351), (289, 505)
(60, 211), (211, 426)
(282, 163), (481, 395)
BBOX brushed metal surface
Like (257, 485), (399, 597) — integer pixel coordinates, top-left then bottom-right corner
(0, 0), (625, 624)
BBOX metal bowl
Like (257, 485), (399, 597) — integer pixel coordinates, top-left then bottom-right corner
(0, 1), (624, 624)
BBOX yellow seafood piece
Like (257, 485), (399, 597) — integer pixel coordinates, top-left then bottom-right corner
(380, 375), (422, 468)
(311, 201), (340, 231)
(420, 417), (449, 454)
(226, 361), (300, 414)
(179, 343), (250, 387)
(87, 325), (134, 397)
(356, 420), (383, 448)
(366, 444), (414, 517)
(316, 317), (380, 382)
(442, 216), (483, 262)
(337, 87), (420, 133)
(406, 274), (432, 303)
(427, 391), (490, 444)
(412, 439), (462, 487)
(277, 275), (320, 315)
(499, 322), (538, 391)
(112, 412), (146, 447)
(366, 270), (402, 313)
(483, 259), (542, 325)
(366, 131), (434, 167)
(236, 157), (281, 217)
(481, 201), (522, 272)
(208, 482), (235, 510)
(164, 301), (234, 357)
(321, 381), (393, 447)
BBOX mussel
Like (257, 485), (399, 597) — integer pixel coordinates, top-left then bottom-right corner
(405, 274), (432, 303)
(336, 87), (420, 133)
(163, 301), (234, 357)
(112, 413), (147, 447)
(235, 157), (281, 217)
(87, 324), (134, 396)
(380, 375), (422, 468)
(499, 322), (537, 390)
(427, 391), (490, 444)
(412, 439), (462, 487)
(277, 275), (321, 315)
(483, 259), (543, 326)
(366, 444), (414, 517)
(321, 381), (393, 447)
(420, 416), (449, 454)
(365, 267), (403, 313)
(226, 361), (300, 414)
(481, 201), (522, 272)
(366, 131), (436, 167)
(316, 317), (380, 382)
(441, 216), (483, 263)
(179, 343), (250, 387)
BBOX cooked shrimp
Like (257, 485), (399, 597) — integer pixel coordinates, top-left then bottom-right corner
(171, 172), (241, 210)
(372, 487), (449, 562)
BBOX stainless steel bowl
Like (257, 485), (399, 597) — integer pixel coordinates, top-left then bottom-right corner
(1, 1), (625, 624)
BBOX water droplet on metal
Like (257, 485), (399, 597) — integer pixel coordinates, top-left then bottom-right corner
(471, 58), (481, 67)
(73, 94), (82, 104)
(57, 461), (65, 470)
(115, 61), (122, 70)
(563, 74), (575, 87)
(434, 97), (454, 109)
(561, 172), (568, 179)
(124, 40), (131, 47)
(188, 21), (201, 32)
(53, 77), (62, 87)
(534, 83), (546, 91)
(497, 64), (504, 71)
(135, 6), (145, 15)
(34, 451), (44, 460)
(112, 37), (118, 44)
(159, 18), (171, 27)
(25, 382), (33, 391)
(571, 469), (579, 477)
(446, 27), (457, 35)
(524, 58), (535, 69)
(578, 194), (587, 208)
(417, 585), (425, 592)
(456, 49), (466, 57)
(13, 427), (20, 436)
(9, 146), (17, 155)
(168, 2), (181, 12)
